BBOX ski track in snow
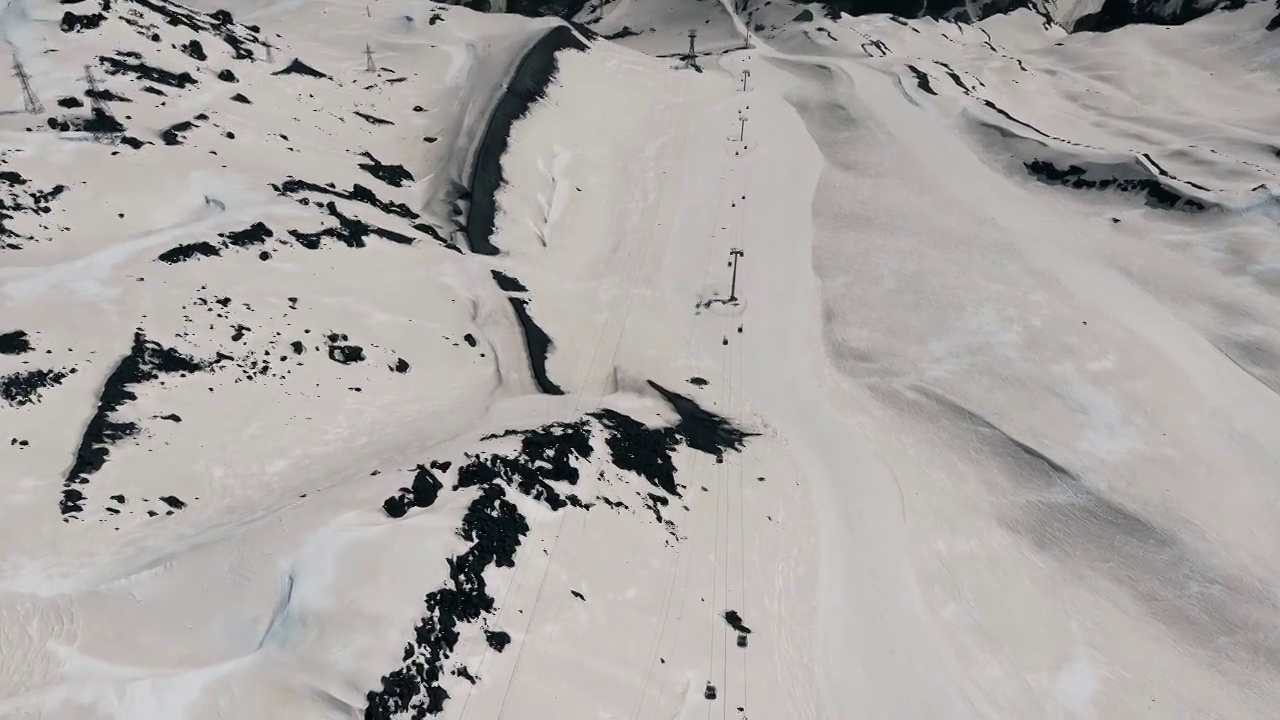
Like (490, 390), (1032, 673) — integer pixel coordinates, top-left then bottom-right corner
(2, 0), (1280, 718)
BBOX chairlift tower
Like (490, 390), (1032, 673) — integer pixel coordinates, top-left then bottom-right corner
(364, 43), (377, 73)
(262, 39), (275, 64)
(12, 55), (41, 114)
(685, 29), (698, 70)
(83, 64), (118, 145)
(728, 248), (745, 301)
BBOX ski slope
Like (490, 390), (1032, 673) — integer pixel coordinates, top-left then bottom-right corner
(2, 0), (1280, 718)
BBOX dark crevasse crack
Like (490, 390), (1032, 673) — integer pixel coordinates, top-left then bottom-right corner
(365, 388), (750, 718)
(61, 332), (215, 517)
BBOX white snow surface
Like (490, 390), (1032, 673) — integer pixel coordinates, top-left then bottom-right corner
(1, 0), (1279, 718)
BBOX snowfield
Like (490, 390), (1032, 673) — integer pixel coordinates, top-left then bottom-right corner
(2, 0), (1280, 718)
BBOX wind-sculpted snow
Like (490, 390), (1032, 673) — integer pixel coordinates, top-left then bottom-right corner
(366, 387), (750, 718)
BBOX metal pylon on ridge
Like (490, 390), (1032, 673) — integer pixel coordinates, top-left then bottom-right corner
(83, 64), (118, 145)
(364, 43), (376, 72)
(12, 55), (41, 114)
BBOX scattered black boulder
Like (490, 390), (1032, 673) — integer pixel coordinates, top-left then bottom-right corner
(357, 152), (414, 187)
(2, 368), (72, 407)
(0, 330), (32, 355)
(273, 59), (331, 79)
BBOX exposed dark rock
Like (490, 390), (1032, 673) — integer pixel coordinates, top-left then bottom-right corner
(490, 270), (527, 292)
(230, 92), (251, 103)
(180, 39), (207, 61)
(160, 120), (197, 145)
(2, 368), (72, 407)
(357, 152), (414, 187)
(366, 386), (751, 718)
(273, 59), (331, 79)
(99, 56), (198, 89)
(158, 241), (222, 263)
(60, 10), (106, 32)
(327, 343), (365, 365)
(353, 111), (393, 126)
(61, 332), (212, 516)
(383, 464), (445, 519)
(1025, 159), (1211, 212)
(723, 609), (752, 634)
(508, 297), (563, 395)
(0, 330), (32, 355)
(57, 96), (85, 108)
(159, 495), (186, 509)
(466, 26), (587, 255)
(217, 68), (238, 82)
(483, 629), (510, 652)
(906, 64), (936, 95)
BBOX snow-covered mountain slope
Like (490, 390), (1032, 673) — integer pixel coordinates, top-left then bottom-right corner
(2, 0), (1280, 718)
(460, 0), (1275, 32)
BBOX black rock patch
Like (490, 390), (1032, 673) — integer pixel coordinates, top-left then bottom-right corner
(326, 333), (365, 365)
(160, 120), (197, 145)
(906, 64), (936, 95)
(180, 39), (207, 61)
(2, 368), (73, 407)
(383, 464), (445, 518)
(357, 152), (414, 187)
(61, 332), (213, 516)
(508, 297), (563, 395)
(60, 10), (106, 32)
(157, 241), (221, 263)
(230, 92), (251, 104)
(217, 68), (238, 83)
(365, 386), (751, 718)
(490, 270), (527, 293)
(273, 59), (330, 79)
(353, 111), (393, 126)
(722, 609), (752, 634)
(126, 0), (264, 60)
(57, 96), (85, 108)
(1025, 159), (1210, 212)
(0, 174), (68, 248)
(155, 222), (273, 263)
(466, 26), (587, 255)
(100, 56), (198, 89)
(0, 330), (32, 355)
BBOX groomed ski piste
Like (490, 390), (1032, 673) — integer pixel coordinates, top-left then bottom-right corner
(2, 0), (1280, 717)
